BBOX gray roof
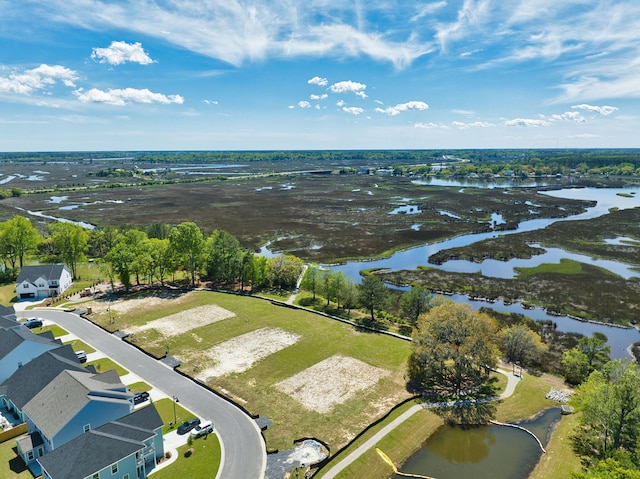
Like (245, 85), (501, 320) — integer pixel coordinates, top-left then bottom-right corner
(16, 431), (45, 451)
(0, 305), (16, 323)
(38, 430), (142, 479)
(16, 264), (70, 284)
(37, 405), (163, 479)
(22, 369), (132, 440)
(0, 327), (60, 360)
(0, 345), (85, 409)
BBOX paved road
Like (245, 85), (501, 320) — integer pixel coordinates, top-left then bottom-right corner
(36, 308), (266, 479)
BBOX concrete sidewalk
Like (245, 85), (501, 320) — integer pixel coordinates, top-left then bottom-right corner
(320, 368), (522, 479)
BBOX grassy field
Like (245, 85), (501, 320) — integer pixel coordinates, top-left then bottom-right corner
(152, 398), (199, 434)
(63, 338), (96, 354)
(85, 357), (129, 376)
(85, 290), (412, 451)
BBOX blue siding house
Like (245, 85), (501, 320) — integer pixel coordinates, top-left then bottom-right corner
(38, 405), (165, 479)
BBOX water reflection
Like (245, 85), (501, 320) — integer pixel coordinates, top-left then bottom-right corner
(397, 408), (560, 479)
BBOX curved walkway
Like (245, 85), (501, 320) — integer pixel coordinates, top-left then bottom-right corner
(319, 369), (522, 479)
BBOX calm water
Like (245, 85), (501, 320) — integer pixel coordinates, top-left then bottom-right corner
(327, 186), (640, 359)
(396, 408), (560, 479)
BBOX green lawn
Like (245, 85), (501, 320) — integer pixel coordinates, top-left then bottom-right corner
(36, 324), (68, 338)
(150, 433), (221, 479)
(0, 283), (16, 306)
(87, 290), (412, 451)
(127, 381), (152, 393)
(63, 339), (96, 354)
(0, 439), (31, 479)
(85, 357), (129, 377)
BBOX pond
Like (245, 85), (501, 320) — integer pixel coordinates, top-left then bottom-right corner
(395, 408), (560, 479)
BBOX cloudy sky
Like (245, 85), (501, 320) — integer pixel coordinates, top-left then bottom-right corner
(1, 1), (639, 151)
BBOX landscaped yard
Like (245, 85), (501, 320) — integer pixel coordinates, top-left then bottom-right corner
(150, 433), (221, 479)
(0, 439), (30, 479)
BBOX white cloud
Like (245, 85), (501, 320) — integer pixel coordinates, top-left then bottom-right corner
(308, 76), (328, 87)
(452, 120), (495, 129)
(297, 100), (311, 108)
(74, 87), (184, 106)
(415, 122), (450, 129)
(375, 101), (429, 116)
(0, 64), (78, 95)
(549, 111), (585, 123)
(91, 41), (155, 65)
(336, 100), (345, 107)
(452, 109), (475, 116)
(342, 106), (364, 115)
(203, 99), (219, 105)
(310, 94), (328, 100)
(329, 80), (367, 95)
(572, 104), (618, 116)
(504, 118), (551, 127)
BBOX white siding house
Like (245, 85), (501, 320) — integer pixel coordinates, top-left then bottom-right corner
(15, 265), (73, 300)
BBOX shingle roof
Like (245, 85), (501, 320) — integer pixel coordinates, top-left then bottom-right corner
(16, 264), (69, 284)
(22, 369), (132, 440)
(36, 405), (163, 479)
(0, 305), (16, 323)
(37, 430), (142, 479)
(0, 327), (59, 360)
(0, 345), (85, 409)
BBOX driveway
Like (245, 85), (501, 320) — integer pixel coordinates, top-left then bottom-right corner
(33, 308), (266, 479)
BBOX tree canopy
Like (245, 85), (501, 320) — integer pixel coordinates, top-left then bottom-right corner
(407, 302), (498, 396)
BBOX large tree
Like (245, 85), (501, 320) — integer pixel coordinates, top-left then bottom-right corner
(49, 222), (89, 279)
(169, 222), (204, 287)
(357, 275), (389, 322)
(408, 302), (498, 396)
(500, 324), (547, 366)
(572, 361), (640, 465)
(204, 229), (243, 283)
(563, 334), (611, 385)
(400, 285), (432, 325)
(266, 254), (304, 289)
(2, 216), (42, 269)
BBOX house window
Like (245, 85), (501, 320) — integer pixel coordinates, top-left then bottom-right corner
(111, 464), (118, 474)
(85, 474), (99, 479)
(38, 447), (44, 457)
(123, 475), (129, 479)
(27, 451), (34, 461)
(83, 424), (91, 433)
(22, 284), (28, 289)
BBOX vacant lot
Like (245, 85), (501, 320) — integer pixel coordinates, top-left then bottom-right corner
(85, 290), (411, 450)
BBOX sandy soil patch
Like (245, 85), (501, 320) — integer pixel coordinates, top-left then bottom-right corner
(128, 304), (235, 337)
(196, 328), (301, 381)
(276, 355), (388, 414)
(90, 292), (190, 316)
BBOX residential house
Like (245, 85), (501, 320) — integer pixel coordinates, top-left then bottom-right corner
(15, 264), (73, 300)
(0, 345), (90, 419)
(0, 327), (62, 383)
(16, 369), (133, 470)
(38, 405), (164, 479)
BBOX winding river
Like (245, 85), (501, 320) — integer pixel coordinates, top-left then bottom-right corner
(329, 185), (640, 359)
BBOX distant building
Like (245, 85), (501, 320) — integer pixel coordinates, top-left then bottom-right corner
(15, 264), (73, 300)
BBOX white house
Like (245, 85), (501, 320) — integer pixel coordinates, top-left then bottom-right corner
(15, 265), (73, 300)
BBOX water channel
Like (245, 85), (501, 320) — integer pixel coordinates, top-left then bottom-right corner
(395, 408), (560, 479)
(328, 185), (640, 359)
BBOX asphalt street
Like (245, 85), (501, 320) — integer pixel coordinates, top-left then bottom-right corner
(35, 308), (266, 479)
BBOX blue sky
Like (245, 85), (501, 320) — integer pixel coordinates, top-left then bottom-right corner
(1, 1), (639, 151)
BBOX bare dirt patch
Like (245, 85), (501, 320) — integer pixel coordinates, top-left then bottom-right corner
(90, 292), (190, 316)
(196, 328), (301, 381)
(127, 304), (235, 337)
(276, 355), (388, 414)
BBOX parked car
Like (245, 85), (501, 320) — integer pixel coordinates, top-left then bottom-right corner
(177, 418), (201, 435)
(75, 350), (87, 363)
(133, 391), (150, 405)
(190, 420), (214, 437)
(23, 318), (43, 329)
